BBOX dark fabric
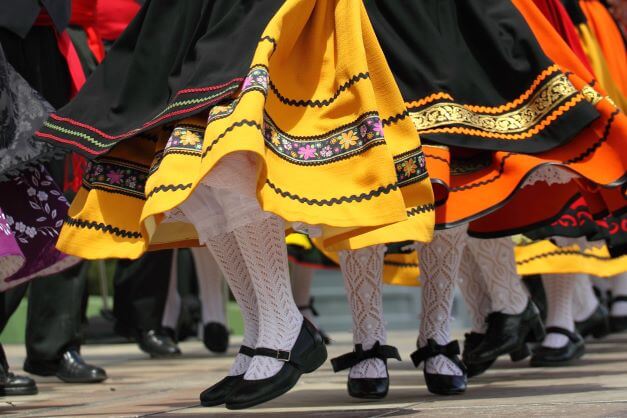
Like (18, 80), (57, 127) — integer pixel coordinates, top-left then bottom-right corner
(0, 263), (87, 363)
(562, 0), (589, 25)
(0, 26), (72, 111)
(66, 26), (99, 76)
(0, 0), (71, 38)
(365, 0), (599, 153)
(113, 250), (173, 335)
(36, 0), (285, 157)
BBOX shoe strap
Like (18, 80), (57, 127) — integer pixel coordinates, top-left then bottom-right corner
(297, 297), (319, 316)
(330, 342), (401, 372)
(611, 295), (627, 306)
(238, 345), (255, 357)
(254, 347), (292, 362)
(545, 327), (580, 342)
(410, 339), (464, 370)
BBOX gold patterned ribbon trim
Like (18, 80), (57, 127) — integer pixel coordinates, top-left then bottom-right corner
(409, 73), (578, 134)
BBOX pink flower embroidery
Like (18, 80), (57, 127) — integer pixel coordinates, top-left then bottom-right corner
(107, 170), (124, 185)
(298, 144), (317, 160)
(373, 120), (384, 137)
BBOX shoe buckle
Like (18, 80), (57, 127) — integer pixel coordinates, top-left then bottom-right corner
(276, 350), (291, 362)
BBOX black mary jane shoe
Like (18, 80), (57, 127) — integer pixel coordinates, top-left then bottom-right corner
(330, 341), (401, 399)
(465, 300), (545, 365)
(530, 327), (585, 367)
(200, 345), (254, 407)
(410, 339), (467, 396)
(576, 304), (610, 339)
(609, 296), (627, 333)
(203, 322), (230, 354)
(298, 297), (332, 345)
(225, 318), (327, 410)
(462, 332), (495, 378)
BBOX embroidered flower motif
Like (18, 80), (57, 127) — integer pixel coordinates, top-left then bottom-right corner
(36, 191), (48, 201)
(298, 144), (317, 160)
(373, 120), (384, 137)
(270, 130), (281, 146)
(320, 145), (333, 158)
(15, 221), (25, 233)
(107, 170), (124, 185)
(403, 159), (418, 177)
(27, 187), (36, 197)
(25, 226), (37, 238)
(339, 131), (357, 150)
(179, 130), (201, 146)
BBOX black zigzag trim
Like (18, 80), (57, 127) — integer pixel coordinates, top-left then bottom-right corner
(201, 120), (262, 158)
(424, 153), (450, 165)
(265, 179), (397, 206)
(516, 249), (611, 266)
(382, 110), (409, 127)
(450, 154), (513, 192)
(65, 217), (142, 239)
(407, 204), (435, 217)
(269, 72), (369, 107)
(260, 35), (277, 53)
(146, 183), (193, 199)
(565, 109), (619, 164)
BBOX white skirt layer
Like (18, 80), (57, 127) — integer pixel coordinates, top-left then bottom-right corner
(172, 152), (271, 244)
(522, 165), (578, 188)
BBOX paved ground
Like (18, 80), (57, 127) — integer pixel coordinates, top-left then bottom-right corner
(3, 331), (627, 417)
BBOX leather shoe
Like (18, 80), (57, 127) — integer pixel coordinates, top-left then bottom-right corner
(0, 372), (38, 396)
(225, 318), (327, 409)
(0, 344), (37, 396)
(609, 296), (627, 333)
(465, 300), (544, 364)
(331, 342), (401, 399)
(530, 327), (585, 367)
(138, 329), (182, 358)
(576, 304), (610, 339)
(411, 339), (467, 396)
(203, 322), (229, 354)
(200, 345), (254, 407)
(24, 350), (107, 383)
(462, 332), (495, 378)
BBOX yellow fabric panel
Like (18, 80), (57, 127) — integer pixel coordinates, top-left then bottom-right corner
(515, 239), (627, 277)
(578, 23), (627, 111)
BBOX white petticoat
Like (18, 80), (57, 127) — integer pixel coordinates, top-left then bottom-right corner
(522, 165), (578, 188)
(169, 152), (271, 244)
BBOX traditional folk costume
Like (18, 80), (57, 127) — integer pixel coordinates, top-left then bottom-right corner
(36, 0), (435, 409)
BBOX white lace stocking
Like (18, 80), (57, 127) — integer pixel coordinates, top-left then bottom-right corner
(542, 274), (577, 348)
(458, 246), (491, 334)
(205, 233), (258, 376)
(234, 215), (303, 380)
(290, 262), (319, 328)
(339, 245), (387, 379)
(191, 247), (226, 326)
(572, 275), (599, 322)
(466, 237), (528, 315)
(416, 226), (467, 376)
(611, 273), (627, 316)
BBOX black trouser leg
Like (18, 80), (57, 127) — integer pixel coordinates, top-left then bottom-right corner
(24, 263), (86, 365)
(113, 250), (173, 336)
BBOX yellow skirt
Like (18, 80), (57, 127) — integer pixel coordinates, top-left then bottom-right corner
(515, 239), (627, 277)
(57, 0), (435, 260)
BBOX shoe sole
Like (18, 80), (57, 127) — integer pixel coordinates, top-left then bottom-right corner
(0, 387), (38, 396)
(56, 374), (108, 384)
(226, 342), (328, 410)
(529, 346), (585, 367)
